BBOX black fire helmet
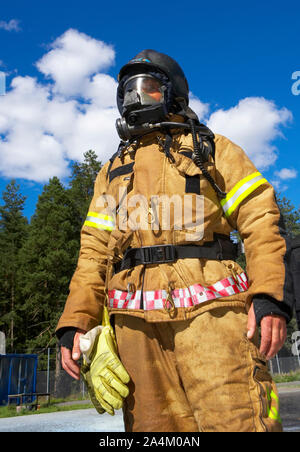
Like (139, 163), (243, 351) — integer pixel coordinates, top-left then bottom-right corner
(117, 49), (190, 116)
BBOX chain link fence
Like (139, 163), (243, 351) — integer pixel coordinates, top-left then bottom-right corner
(39, 347), (87, 400)
(36, 369), (86, 400)
(9, 340), (300, 402)
(9, 347), (87, 400)
(269, 356), (300, 375)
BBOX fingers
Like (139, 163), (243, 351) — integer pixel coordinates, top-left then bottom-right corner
(267, 320), (281, 359)
(72, 330), (85, 360)
(259, 316), (273, 357)
(61, 346), (81, 380)
(61, 330), (86, 380)
(247, 309), (287, 360)
(247, 304), (257, 340)
(260, 316), (287, 360)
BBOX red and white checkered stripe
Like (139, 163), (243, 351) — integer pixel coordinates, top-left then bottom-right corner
(108, 272), (249, 311)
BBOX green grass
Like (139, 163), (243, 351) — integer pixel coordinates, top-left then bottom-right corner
(273, 370), (300, 383)
(0, 397), (93, 418)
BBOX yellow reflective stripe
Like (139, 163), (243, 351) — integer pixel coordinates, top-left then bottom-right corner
(221, 172), (260, 207)
(221, 172), (267, 217)
(84, 220), (114, 231)
(84, 211), (115, 231)
(270, 390), (279, 402)
(268, 406), (281, 423)
(87, 211), (114, 222)
(267, 388), (281, 423)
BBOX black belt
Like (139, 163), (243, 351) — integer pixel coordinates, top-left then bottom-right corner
(114, 236), (238, 274)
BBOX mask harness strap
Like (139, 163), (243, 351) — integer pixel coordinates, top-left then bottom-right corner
(188, 119), (227, 199)
(160, 130), (175, 163)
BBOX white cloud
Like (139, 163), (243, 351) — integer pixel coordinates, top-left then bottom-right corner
(274, 168), (298, 180)
(36, 29), (115, 97)
(84, 73), (118, 108)
(0, 19), (21, 32)
(0, 77), (69, 180)
(207, 97), (292, 170)
(0, 29), (120, 182)
(271, 167), (298, 192)
(189, 93), (210, 121)
(270, 179), (288, 193)
(0, 30), (294, 183)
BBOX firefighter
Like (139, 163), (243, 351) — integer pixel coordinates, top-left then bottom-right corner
(56, 50), (294, 432)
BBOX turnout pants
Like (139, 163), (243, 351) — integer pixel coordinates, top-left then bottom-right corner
(114, 306), (282, 432)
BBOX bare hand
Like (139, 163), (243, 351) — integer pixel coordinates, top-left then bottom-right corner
(61, 329), (86, 380)
(247, 304), (287, 360)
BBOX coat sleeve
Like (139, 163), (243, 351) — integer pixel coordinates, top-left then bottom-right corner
(214, 135), (294, 319)
(56, 161), (113, 333)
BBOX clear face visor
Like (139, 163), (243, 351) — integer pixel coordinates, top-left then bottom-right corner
(123, 74), (165, 106)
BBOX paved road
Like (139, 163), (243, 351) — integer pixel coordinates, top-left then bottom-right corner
(0, 388), (299, 432)
(0, 407), (125, 432)
(278, 387), (300, 432)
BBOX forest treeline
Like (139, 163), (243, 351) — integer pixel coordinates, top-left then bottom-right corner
(0, 150), (102, 353)
(0, 150), (299, 354)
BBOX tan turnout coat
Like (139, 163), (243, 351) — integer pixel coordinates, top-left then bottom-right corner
(56, 130), (288, 333)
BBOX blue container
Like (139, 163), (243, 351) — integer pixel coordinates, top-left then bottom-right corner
(0, 354), (38, 406)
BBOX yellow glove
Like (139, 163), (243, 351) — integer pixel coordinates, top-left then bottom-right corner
(79, 306), (130, 416)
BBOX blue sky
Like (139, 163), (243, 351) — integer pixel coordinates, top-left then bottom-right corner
(0, 0), (299, 220)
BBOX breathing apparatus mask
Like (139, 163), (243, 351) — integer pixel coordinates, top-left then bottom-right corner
(116, 70), (176, 141)
(116, 73), (169, 140)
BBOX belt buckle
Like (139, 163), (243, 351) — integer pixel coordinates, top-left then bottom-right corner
(140, 245), (176, 265)
(151, 245), (175, 264)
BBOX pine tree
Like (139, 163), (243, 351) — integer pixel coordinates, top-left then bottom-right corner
(18, 177), (81, 353)
(69, 150), (102, 224)
(0, 180), (28, 351)
(275, 193), (300, 238)
(275, 194), (300, 354)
